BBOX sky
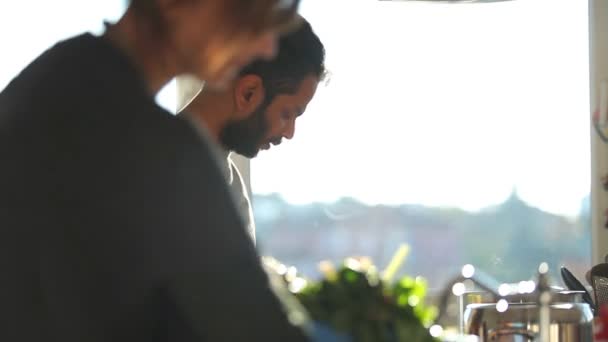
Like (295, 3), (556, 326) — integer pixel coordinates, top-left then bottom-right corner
(0, 0), (591, 218)
(251, 0), (591, 218)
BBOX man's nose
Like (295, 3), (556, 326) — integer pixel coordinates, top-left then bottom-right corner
(283, 119), (295, 140)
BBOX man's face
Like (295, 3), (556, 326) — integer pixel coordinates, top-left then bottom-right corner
(220, 74), (319, 157)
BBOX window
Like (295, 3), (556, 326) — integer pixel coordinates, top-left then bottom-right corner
(1, 0), (591, 293)
(252, 0), (591, 291)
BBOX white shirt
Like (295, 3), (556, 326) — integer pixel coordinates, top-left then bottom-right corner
(221, 151), (256, 244)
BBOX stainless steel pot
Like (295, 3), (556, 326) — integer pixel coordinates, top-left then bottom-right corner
(464, 302), (593, 342)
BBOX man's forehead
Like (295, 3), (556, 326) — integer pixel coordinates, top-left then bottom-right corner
(272, 76), (318, 110)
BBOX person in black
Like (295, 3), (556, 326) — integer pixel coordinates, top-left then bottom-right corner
(0, 0), (311, 341)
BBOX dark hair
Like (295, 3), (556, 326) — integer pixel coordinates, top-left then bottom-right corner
(238, 18), (326, 103)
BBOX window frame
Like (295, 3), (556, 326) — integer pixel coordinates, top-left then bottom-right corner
(589, 0), (608, 265)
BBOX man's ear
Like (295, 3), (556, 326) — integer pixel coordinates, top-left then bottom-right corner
(234, 75), (265, 120)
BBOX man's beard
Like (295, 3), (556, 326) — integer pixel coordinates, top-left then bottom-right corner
(219, 103), (269, 158)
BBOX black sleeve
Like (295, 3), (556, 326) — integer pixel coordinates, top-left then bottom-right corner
(53, 105), (312, 340)
(154, 123), (312, 342)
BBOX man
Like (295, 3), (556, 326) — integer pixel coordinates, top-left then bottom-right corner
(0, 0), (312, 341)
(182, 19), (326, 243)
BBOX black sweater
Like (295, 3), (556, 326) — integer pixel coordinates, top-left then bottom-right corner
(0, 33), (310, 342)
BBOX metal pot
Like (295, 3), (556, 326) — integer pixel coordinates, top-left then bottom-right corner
(464, 301), (593, 342)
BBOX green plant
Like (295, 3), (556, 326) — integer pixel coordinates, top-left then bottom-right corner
(265, 254), (438, 342)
